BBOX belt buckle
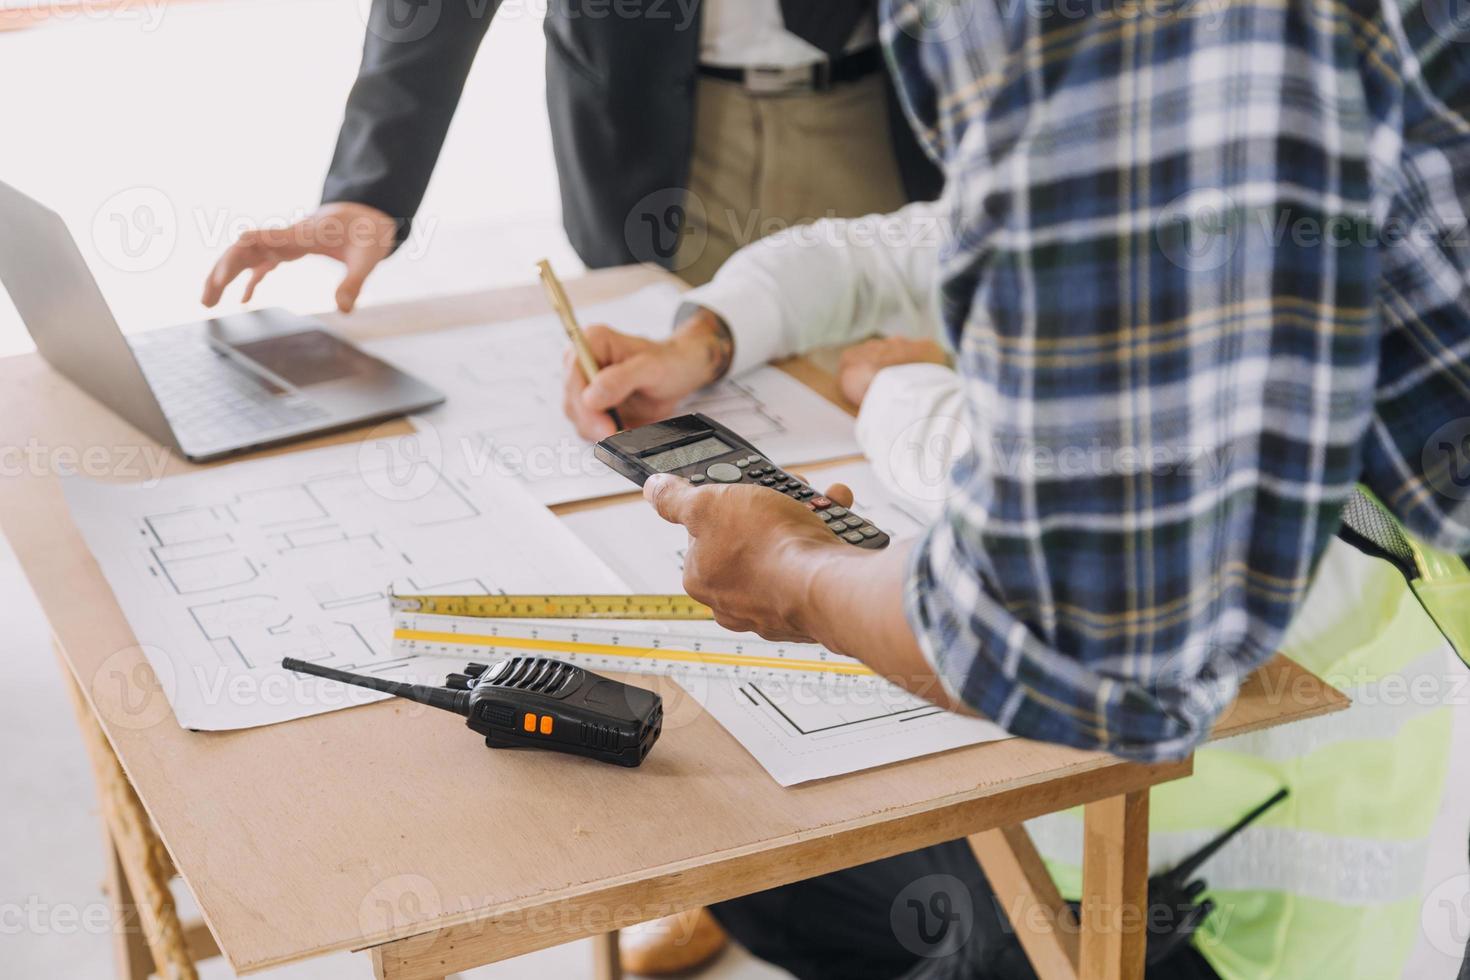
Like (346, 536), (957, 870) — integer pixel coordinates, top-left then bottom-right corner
(744, 64), (814, 96)
(813, 59), (832, 91)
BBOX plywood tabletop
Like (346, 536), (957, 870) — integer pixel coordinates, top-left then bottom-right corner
(0, 265), (1348, 974)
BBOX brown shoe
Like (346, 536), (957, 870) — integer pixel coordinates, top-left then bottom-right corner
(619, 907), (728, 976)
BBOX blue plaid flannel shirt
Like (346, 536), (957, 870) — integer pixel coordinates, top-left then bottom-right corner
(883, 0), (1470, 760)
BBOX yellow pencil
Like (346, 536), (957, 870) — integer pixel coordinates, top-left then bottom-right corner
(535, 259), (623, 430)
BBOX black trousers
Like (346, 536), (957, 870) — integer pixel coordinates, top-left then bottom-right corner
(711, 840), (1220, 980)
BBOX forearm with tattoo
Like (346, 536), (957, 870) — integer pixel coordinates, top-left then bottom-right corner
(671, 304), (735, 386)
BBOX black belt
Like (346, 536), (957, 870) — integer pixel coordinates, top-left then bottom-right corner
(697, 45), (883, 95)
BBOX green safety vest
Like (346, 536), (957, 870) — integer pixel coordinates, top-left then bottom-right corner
(1025, 491), (1467, 979)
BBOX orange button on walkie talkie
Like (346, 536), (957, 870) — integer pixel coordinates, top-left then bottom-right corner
(523, 712), (536, 732)
(540, 715), (554, 735)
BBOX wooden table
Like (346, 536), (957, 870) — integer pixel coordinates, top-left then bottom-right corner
(0, 265), (1349, 980)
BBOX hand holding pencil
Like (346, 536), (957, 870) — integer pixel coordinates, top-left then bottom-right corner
(546, 261), (737, 442)
(537, 259), (624, 431)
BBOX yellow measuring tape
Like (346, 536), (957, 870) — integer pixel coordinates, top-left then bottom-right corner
(390, 592), (714, 620)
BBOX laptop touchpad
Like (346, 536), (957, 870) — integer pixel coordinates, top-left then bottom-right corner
(230, 330), (380, 387)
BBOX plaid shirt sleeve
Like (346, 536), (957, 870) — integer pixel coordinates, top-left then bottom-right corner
(881, 0), (1470, 760)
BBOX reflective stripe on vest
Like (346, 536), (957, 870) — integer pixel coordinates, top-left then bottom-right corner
(1025, 540), (1456, 980)
(1026, 820), (1431, 907)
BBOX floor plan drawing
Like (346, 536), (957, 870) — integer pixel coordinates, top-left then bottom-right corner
(187, 592), (385, 670)
(365, 285), (861, 505)
(65, 438), (627, 730)
(132, 463), (495, 676)
(736, 678), (947, 737)
(697, 674), (1006, 785)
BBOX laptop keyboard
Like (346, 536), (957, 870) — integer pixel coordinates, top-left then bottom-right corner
(131, 336), (329, 447)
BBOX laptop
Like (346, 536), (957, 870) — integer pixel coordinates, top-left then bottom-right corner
(0, 179), (444, 462)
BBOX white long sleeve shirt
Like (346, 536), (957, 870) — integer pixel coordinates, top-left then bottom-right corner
(681, 201), (964, 521)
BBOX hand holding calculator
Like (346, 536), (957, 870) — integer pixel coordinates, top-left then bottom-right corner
(594, 413), (890, 550)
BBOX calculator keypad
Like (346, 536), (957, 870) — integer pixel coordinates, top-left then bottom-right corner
(701, 456), (889, 550)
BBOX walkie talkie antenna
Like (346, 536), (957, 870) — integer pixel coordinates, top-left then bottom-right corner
(1161, 787), (1289, 887)
(1143, 787), (1291, 966)
(282, 658), (471, 716)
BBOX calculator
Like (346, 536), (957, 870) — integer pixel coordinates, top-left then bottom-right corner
(594, 413), (890, 550)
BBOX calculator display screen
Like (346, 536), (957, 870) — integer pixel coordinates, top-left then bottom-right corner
(643, 436), (733, 472)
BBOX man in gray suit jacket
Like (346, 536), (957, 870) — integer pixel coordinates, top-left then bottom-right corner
(201, 0), (942, 311)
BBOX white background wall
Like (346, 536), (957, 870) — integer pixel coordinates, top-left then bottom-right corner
(0, 3), (1466, 978)
(0, 0), (582, 357)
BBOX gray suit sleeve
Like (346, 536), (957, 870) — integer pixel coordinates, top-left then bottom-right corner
(321, 0), (498, 241)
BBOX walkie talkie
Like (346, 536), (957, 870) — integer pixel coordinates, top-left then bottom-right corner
(1142, 787), (1289, 964)
(282, 657), (663, 767)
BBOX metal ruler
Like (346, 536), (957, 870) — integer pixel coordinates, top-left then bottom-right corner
(391, 592), (714, 620)
(391, 614), (878, 685)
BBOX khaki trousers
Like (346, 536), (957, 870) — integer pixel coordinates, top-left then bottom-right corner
(674, 72), (911, 286)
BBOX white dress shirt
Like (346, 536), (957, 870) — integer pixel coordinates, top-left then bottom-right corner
(699, 0), (876, 68)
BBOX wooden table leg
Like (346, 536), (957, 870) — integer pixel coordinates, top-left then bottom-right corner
(369, 946), (448, 979)
(592, 930), (623, 980)
(55, 642), (207, 980)
(104, 837), (155, 980)
(1079, 790), (1149, 980)
(969, 824), (1080, 980)
(375, 930), (622, 980)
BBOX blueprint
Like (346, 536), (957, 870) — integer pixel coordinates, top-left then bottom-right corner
(64, 422), (1003, 778)
(364, 285), (861, 505)
(560, 459), (1009, 784)
(64, 437), (627, 730)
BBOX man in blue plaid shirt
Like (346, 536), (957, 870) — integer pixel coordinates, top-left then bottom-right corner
(629, 0), (1470, 755)
(567, 0), (1470, 974)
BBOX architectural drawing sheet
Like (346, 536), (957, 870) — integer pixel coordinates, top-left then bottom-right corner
(561, 460), (1010, 785)
(64, 438), (627, 730)
(364, 285), (861, 505)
